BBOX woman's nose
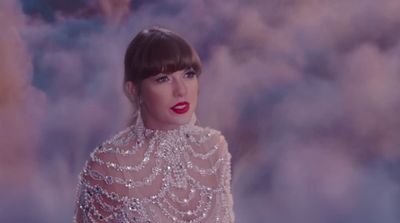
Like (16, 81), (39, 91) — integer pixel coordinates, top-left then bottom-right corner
(173, 78), (187, 97)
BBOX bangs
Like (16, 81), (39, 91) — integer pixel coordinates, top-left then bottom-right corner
(125, 28), (202, 84)
(141, 37), (201, 76)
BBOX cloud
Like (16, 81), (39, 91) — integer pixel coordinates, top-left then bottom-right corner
(0, 0), (47, 185)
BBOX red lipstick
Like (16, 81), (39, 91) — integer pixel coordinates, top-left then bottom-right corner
(170, 102), (190, 114)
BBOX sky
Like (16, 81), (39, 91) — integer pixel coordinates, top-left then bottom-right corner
(1, 0), (400, 222)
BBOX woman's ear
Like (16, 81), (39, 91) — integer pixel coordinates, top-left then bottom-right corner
(124, 81), (137, 103)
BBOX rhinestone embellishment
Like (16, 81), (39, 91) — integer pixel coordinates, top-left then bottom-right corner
(75, 115), (234, 223)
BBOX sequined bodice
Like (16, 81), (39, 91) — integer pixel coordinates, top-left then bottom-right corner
(74, 119), (234, 223)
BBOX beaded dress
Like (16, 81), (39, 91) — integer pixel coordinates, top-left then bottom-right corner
(74, 115), (234, 223)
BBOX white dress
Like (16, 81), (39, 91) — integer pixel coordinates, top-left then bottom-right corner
(74, 116), (234, 223)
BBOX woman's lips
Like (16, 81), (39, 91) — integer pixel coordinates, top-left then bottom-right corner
(170, 102), (190, 114)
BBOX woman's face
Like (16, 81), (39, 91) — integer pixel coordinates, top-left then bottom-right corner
(139, 68), (199, 130)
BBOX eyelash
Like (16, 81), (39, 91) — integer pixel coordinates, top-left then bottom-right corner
(155, 75), (169, 83)
(184, 70), (197, 79)
(154, 70), (197, 83)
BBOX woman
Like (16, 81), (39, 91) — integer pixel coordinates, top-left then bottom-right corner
(74, 27), (234, 223)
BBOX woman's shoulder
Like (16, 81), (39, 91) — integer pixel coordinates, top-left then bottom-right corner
(80, 125), (141, 179)
(90, 125), (143, 157)
(189, 125), (229, 156)
(77, 126), (145, 198)
(191, 125), (226, 141)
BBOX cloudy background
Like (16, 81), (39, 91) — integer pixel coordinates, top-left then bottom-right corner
(1, 0), (400, 222)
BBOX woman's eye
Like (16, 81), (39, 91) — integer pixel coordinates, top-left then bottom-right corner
(155, 75), (169, 83)
(184, 70), (197, 79)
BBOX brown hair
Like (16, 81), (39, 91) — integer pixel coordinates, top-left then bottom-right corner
(124, 27), (202, 86)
